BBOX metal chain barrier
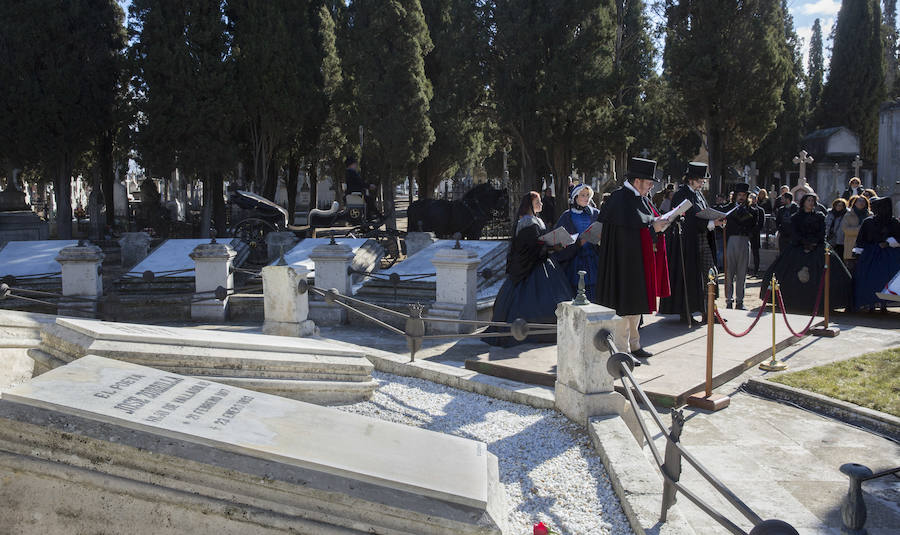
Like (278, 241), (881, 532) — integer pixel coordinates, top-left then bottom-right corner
(714, 288), (771, 338)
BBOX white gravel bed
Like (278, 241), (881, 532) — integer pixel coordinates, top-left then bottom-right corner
(335, 371), (635, 535)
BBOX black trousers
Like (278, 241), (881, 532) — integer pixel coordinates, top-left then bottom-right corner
(750, 232), (761, 272)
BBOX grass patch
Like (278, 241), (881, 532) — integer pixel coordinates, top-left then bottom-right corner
(769, 347), (900, 417)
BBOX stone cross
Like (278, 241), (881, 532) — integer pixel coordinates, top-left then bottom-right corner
(747, 161), (759, 187)
(793, 150), (814, 181)
(852, 155), (863, 178)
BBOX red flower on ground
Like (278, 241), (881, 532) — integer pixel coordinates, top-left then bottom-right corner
(533, 521), (550, 535)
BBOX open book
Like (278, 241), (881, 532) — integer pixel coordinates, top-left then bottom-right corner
(579, 222), (603, 244)
(658, 199), (692, 221)
(695, 205), (738, 221)
(538, 226), (577, 247)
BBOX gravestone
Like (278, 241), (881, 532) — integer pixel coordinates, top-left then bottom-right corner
(118, 232), (152, 269)
(34, 317), (377, 404)
(0, 240), (78, 283)
(404, 231), (436, 257)
(118, 238), (249, 285)
(356, 239), (507, 303)
(276, 238), (383, 284)
(0, 355), (507, 534)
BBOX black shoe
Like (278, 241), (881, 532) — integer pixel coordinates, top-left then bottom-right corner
(726, 302), (734, 309)
(736, 302), (745, 310)
(632, 348), (653, 359)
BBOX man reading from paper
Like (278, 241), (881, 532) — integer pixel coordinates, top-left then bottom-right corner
(596, 157), (671, 359)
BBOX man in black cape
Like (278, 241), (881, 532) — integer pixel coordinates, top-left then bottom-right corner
(596, 157), (671, 358)
(658, 162), (723, 324)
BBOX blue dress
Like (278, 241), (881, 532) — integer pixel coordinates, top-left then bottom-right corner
(483, 216), (574, 346)
(554, 206), (601, 302)
(853, 206), (900, 309)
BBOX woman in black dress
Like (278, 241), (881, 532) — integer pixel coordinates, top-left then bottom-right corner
(761, 193), (852, 313)
(484, 192), (573, 346)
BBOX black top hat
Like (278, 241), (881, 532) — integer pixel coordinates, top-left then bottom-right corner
(733, 183), (750, 194)
(684, 162), (710, 181)
(626, 157), (658, 181)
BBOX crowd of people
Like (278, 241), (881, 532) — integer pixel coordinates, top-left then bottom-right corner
(485, 159), (900, 350)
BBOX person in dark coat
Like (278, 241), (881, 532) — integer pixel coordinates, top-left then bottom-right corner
(748, 192), (766, 276)
(344, 156), (378, 216)
(723, 183), (755, 309)
(484, 192), (573, 346)
(761, 193), (852, 314)
(658, 162), (723, 324)
(554, 184), (601, 302)
(852, 197), (900, 311)
(596, 158), (671, 358)
(775, 192), (798, 253)
(540, 188), (556, 228)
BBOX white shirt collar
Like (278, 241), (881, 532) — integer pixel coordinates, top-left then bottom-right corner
(624, 180), (642, 197)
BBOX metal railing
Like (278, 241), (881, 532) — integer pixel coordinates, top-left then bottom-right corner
(596, 330), (800, 535)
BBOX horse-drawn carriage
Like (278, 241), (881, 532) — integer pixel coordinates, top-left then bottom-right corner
(229, 190), (402, 264)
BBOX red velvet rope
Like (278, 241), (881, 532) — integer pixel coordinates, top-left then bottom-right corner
(713, 288), (771, 337)
(776, 269), (827, 337)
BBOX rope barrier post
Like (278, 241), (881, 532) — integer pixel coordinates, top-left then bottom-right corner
(687, 269), (730, 411)
(759, 275), (788, 372)
(811, 245), (840, 337)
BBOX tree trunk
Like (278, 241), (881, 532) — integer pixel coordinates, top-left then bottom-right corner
(550, 142), (572, 222)
(211, 171), (226, 237)
(200, 173), (212, 238)
(262, 157), (278, 200)
(88, 166), (102, 241)
(309, 160), (319, 211)
(100, 130), (115, 227)
(56, 158), (73, 240)
(381, 165), (396, 230)
(287, 155), (299, 225)
(706, 120), (724, 197)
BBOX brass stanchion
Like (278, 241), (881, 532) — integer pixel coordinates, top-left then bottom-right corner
(812, 245), (840, 337)
(687, 269), (730, 410)
(759, 275), (788, 371)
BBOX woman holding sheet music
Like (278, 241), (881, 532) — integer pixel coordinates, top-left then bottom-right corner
(483, 192), (573, 346)
(553, 184), (601, 302)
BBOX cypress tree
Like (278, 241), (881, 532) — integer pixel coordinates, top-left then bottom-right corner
(808, 18), (824, 114)
(664, 0), (791, 193)
(0, 0), (125, 239)
(753, 1), (808, 190)
(416, 0), (492, 200)
(816, 0), (884, 159)
(348, 0), (435, 228)
(885, 0), (898, 98)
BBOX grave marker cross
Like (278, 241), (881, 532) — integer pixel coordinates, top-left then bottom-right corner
(852, 155), (862, 178)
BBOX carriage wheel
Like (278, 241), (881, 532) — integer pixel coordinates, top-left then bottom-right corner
(232, 217), (276, 265)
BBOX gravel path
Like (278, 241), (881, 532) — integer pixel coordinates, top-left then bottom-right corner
(335, 371), (634, 535)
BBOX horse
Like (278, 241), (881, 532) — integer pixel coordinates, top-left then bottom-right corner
(407, 183), (509, 239)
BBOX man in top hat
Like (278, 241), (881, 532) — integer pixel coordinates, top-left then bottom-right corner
(596, 157), (671, 359)
(723, 183), (755, 309)
(659, 162), (724, 323)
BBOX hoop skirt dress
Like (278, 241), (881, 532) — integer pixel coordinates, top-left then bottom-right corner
(853, 197), (900, 309)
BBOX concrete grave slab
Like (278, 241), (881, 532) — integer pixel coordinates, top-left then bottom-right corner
(273, 238), (383, 284)
(35, 317), (377, 404)
(0, 356), (507, 534)
(0, 239), (78, 279)
(124, 238), (249, 279)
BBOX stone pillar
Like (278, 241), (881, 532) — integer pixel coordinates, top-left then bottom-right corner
(189, 240), (236, 322)
(554, 302), (642, 443)
(309, 242), (354, 324)
(404, 231), (435, 257)
(261, 264), (316, 337)
(56, 243), (104, 318)
(118, 232), (151, 269)
(265, 231), (299, 264)
(428, 247), (480, 334)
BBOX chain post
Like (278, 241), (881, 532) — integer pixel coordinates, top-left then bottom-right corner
(759, 275), (788, 371)
(687, 269), (730, 410)
(811, 244), (840, 337)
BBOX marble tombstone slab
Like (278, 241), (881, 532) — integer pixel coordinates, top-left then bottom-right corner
(0, 356), (507, 534)
(33, 317), (377, 404)
(273, 237), (384, 284)
(0, 239), (78, 279)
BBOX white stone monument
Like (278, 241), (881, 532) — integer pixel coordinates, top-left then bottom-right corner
(0, 355), (507, 534)
(404, 231), (436, 257)
(309, 241), (354, 324)
(189, 239), (236, 322)
(118, 231), (151, 269)
(261, 263), (316, 337)
(428, 246), (480, 334)
(791, 150), (815, 199)
(56, 242), (104, 318)
(554, 301), (641, 442)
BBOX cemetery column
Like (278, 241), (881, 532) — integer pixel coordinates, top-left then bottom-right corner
(262, 264), (316, 337)
(189, 239), (236, 322)
(429, 246), (480, 334)
(309, 242), (354, 324)
(555, 301), (642, 442)
(56, 242), (104, 318)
